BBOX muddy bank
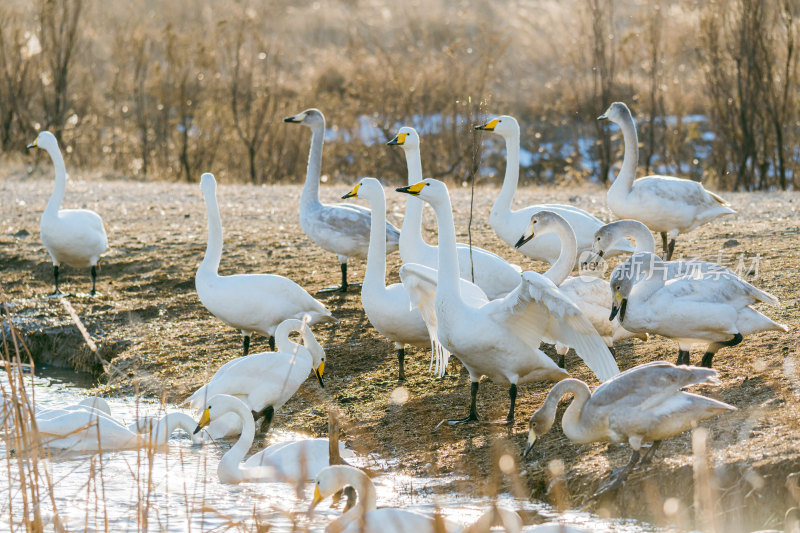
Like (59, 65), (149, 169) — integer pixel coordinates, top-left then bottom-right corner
(1, 173), (798, 531)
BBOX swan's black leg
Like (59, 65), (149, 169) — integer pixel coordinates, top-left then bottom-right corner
(609, 346), (617, 360)
(397, 347), (406, 381)
(319, 262), (349, 293)
(677, 349), (690, 366)
(90, 265), (98, 296)
(256, 405), (275, 434)
(242, 335), (251, 356)
(448, 381), (479, 425)
(661, 232), (669, 260)
(639, 440), (661, 465)
(594, 449), (641, 498)
(701, 333), (742, 368)
(667, 239), (676, 261)
(269, 336), (275, 351)
(51, 265), (61, 295)
(505, 383), (517, 425)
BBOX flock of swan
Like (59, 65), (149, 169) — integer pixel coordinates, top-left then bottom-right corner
(17, 100), (789, 530)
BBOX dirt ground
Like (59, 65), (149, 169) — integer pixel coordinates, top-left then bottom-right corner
(1, 167), (798, 531)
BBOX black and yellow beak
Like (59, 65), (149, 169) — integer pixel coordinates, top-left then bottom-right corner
(283, 113), (305, 123)
(396, 181), (427, 196)
(515, 222), (536, 249)
(310, 484), (323, 510)
(26, 138), (38, 149)
(581, 250), (604, 269)
(314, 361), (325, 388)
(193, 407), (211, 434)
(609, 290), (627, 322)
(523, 430), (536, 457)
(342, 184), (359, 199)
(387, 132), (408, 146)
(474, 119), (499, 131)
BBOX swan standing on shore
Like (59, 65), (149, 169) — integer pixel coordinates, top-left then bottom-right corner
(28, 131), (108, 295)
(195, 173), (333, 356)
(397, 180), (618, 425)
(284, 109), (400, 292)
(474, 116), (631, 265)
(388, 127), (522, 299)
(187, 318), (325, 437)
(342, 178), (431, 381)
(514, 211), (645, 367)
(598, 102), (735, 260)
(609, 252), (787, 367)
(524, 362), (735, 495)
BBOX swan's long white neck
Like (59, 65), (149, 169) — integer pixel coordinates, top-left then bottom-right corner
(199, 186), (223, 276)
(301, 121), (325, 209)
(43, 143), (68, 220)
(150, 413), (200, 446)
(327, 467), (377, 532)
(400, 145), (429, 256)
(542, 220), (578, 285)
(215, 397), (256, 484)
(274, 319), (305, 353)
(428, 191), (462, 299)
(542, 379), (594, 443)
(363, 189), (388, 292)
(630, 257), (668, 301)
(613, 220), (655, 253)
(491, 131), (521, 223)
(607, 112), (639, 201)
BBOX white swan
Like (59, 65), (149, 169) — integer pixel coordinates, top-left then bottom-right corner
(193, 395), (349, 484)
(474, 116), (631, 265)
(609, 252), (788, 367)
(599, 102), (735, 260)
(397, 179), (619, 425)
(284, 109), (400, 292)
(187, 318), (325, 438)
(342, 178), (431, 381)
(514, 211), (646, 367)
(524, 362), (735, 495)
(388, 127), (522, 299)
(28, 131), (108, 295)
(195, 172), (334, 356)
(35, 407), (201, 452)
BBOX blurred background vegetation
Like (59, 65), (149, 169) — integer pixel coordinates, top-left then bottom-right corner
(0, 0), (797, 190)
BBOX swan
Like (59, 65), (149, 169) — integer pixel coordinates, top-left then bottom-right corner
(474, 116), (631, 265)
(27, 131), (108, 295)
(341, 178), (431, 381)
(192, 395), (350, 484)
(388, 127), (522, 299)
(187, 317), (325, 437)
(311, 465), (522, 533)
(284, 109), (400, 292)
(599, 102), (735, 260)
(524, 361), (735, 495)
(514, 211), (646, 367)
(34, 408), (202, 452)
(396, 179), (618, 425)
(609, 252), (788, 367)
(195, 172), (334, 356)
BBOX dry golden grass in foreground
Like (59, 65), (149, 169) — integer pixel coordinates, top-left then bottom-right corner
(1, 172), (798, 531)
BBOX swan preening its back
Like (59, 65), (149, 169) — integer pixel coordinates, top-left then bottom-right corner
(599, 102), (735, 260)
(28, 131), (108, 295)
(284, 108), (400, 292)
(195, 172), (333, 356)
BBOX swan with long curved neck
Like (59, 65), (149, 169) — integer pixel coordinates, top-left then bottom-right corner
(599, 102), (735, 260)
(474, 116), (631, 265)
(514, 211), (645, 367)
(284, 109), (400, 292)
(187, 317), (326, 437)
(27, 131), (108, 295)
(396, 179), (618, 425)
(524, 362), (735, 495)
(388, 127), (521, 299)
(195, 172), (333, 356)
(342, 178), (430, 381)
(609, 252), (787, 367)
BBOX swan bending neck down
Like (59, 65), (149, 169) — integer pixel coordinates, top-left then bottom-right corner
(525, 362), (735, 496)
(599, 102), (734, 260)
(28, 131), (108, 295)
(312, 465), (522, 533)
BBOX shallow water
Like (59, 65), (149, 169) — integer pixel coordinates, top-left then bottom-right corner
(0, 367), (662, 532)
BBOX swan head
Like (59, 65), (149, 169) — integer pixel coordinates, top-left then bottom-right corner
(524, 406), (556, 457)
(276, 317), (326, 387)
(200, 172), (217, 196)
(342, 177), (382, 201)
(387, 126), (420, 150)
(283, 108), (325, 128)
(311, 465), (362, 510)
(514, 210), (569, 248)
(597, 102), (631, 124)
(192, 394), (243, 434)
(608, 255), (649, 322)
(27, 131), (58, 152)
(474, 115), (519, 137)
(395, 178), (446, 205)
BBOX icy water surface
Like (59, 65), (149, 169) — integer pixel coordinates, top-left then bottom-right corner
(0, 367), (662, 532)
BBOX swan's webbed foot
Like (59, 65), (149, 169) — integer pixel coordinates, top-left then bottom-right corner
(319, 263), (350, 293)
(435, 382), (479, 429)
(593, 449), (641, 499)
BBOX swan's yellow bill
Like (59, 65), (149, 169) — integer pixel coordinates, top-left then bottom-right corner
(397, 182), (427, 196)
(193, 407), (211, 434)
(312, 484), (322, 506)
(317, 360), (325, 377)
(475, 119), (499, 131)
(342, 184), (360, 199)
(27, 138), (38, 149)
(391, 132), (408, 145)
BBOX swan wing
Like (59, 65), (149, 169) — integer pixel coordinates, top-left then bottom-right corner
(317, 203), (400, 248)
(485, 271), (619, 382)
